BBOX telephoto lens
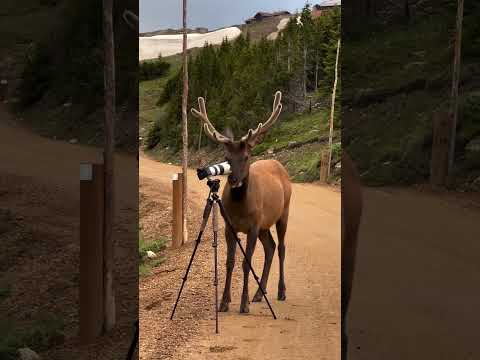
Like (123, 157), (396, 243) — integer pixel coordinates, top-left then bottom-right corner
(197, 161), (231, 180)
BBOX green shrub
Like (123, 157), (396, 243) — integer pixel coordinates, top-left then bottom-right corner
(0, 314), (64, 360)
(140, 57), (171, 82)
(18, 44), (53, 107)
(139, 234), (166, 276)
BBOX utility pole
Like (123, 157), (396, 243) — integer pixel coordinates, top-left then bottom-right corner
(181, 0), (189, 244)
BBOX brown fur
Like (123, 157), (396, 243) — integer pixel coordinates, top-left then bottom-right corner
(341, 152), (363, 358)
(191, 91), (291, 313)
(220, 158), (292, 313)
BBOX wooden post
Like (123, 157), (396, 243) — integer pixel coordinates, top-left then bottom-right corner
(319, 150), (329, 183)
(172, 173), (184, 248)
(327, 39), (340, 180)
(79, 163), (104, 344)
(430, 112), (451, 186)
(102, 0), (116, 332)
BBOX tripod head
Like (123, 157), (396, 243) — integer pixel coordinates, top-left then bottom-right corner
(207, 178), (221, 193)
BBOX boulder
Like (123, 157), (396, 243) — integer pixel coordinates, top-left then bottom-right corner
(146, 250), (157, 259)
(17, 348), (41, 360)
(466, 137), (480, 153)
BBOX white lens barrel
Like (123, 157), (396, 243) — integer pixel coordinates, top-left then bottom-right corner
(207, 161), (231, 176)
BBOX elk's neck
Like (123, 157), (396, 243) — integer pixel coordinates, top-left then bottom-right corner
(230, 175), (249, 202)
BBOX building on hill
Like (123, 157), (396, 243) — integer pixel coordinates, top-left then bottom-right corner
(245, 10), (291, 24)
(312, 0), (341, 18)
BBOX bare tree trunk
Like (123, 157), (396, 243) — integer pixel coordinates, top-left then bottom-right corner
(315, 59), (319, 91)
(327, 39), (340, 179)
(303, 44), (307, 99)
(287, 40), (291, 73)
(181, 0), (189, 244)
(447, 0), (464, 185)
(404, 0), (410, 20)
(102, 0), (115, 332)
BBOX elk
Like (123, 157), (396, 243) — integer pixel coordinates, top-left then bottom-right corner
(191, 91), (292, 313)
(341, 152), (363, 359)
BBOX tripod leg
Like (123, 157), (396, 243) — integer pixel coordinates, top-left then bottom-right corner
(170, 198), (213, 320)
(217, 199), (277, 320)
(212, 201), (219, 334)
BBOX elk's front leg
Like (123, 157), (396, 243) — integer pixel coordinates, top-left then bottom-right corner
(240, 227), (258, 313)
(220, 225), (236, 312)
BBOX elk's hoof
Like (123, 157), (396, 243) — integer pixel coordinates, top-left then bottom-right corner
(239, 302), (250, 313)
(252, 291), (263, 302)
(278, 292), (286, 301)
(219, 302), (229, 312)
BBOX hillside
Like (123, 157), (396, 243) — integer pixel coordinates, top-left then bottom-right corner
(343, 0), (480, 189)
(0, 0), (138, 151)
(138, 13), (293, 61)
(139, 5), (341, 183)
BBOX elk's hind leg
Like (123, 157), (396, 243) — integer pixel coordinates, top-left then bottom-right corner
(252, 229), (276, 302)
(276, 210), (289, 301)
(219, 225), (236, 312)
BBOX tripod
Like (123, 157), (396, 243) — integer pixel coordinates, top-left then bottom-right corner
(170, 178), (277, 333)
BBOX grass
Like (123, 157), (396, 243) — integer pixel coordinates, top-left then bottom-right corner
(0, 314), (65, 360)
(0, 284), (11, 302)
(344, 12), (480, 187)
(139, 56), (181, 140)
(252, 110), (329, 155)
(139, 233), (167, 276)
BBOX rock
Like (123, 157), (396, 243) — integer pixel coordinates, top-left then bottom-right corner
(146, 250), (157, 259)
(267, 148), (274, 155)
(335, 162), (341, 169)
(69, 138), (78, 144)
(466, 137), (480, 153)
(63, 102), (72, 107)
(288, 141), (297, 148)
(18, 348), (41, 360)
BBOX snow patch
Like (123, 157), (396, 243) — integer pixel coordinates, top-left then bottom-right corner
(139, 27), (242, 60)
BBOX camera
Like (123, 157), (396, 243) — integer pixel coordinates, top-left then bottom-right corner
(197, 161), (231, 180)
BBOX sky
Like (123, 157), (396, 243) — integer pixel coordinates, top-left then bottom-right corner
(140, 0), (313, 33)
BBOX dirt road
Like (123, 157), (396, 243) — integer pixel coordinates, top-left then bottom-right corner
(139, 156), (341, 360)
(0, 108), (138, 359)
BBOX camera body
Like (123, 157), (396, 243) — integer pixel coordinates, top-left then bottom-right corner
(197, 161), (231, 180)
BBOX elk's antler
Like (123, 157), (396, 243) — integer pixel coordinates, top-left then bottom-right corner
(191, 97), (232, 144)
(123, 10), (139, 32)
(241, 91), (283, 145)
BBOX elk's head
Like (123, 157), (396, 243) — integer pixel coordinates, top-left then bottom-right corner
(191, 91), (283, 188)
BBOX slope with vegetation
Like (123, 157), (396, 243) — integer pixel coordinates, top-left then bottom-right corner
(1, 0), (138, 150)
(140, 5), (341, 182)
(343, 0), (480, 189)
